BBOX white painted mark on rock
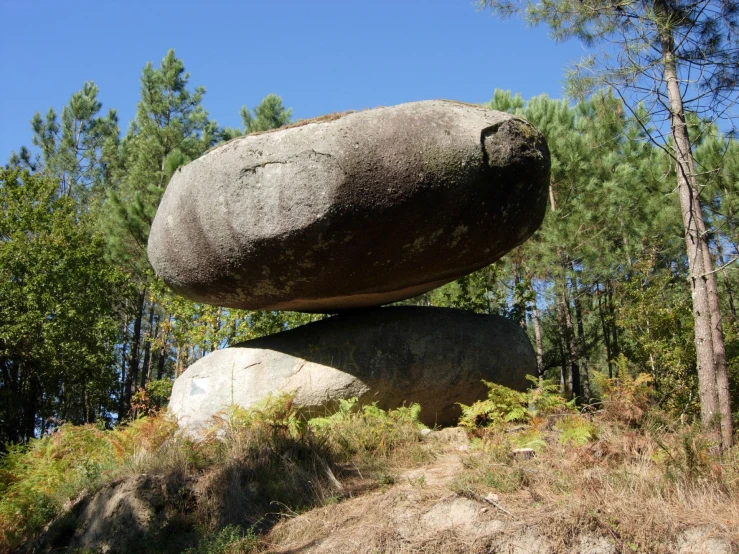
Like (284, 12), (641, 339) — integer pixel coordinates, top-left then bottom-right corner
(191, 377), (209, 396)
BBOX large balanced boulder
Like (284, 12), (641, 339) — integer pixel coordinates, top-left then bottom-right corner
(149, 100), (549, 312)
(169, 306), (536, 432)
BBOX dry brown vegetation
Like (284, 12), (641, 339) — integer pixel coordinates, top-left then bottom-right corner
(259, 423), (738, 553)
(3, 380), (739, 553)
(259, 377), (739, 554)
(0, 396), (428, 553)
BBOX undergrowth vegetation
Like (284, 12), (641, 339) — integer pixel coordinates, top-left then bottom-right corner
(2, 376), (738, 553)
(450, 373), (738, 552)
(0, 415), (177, 550)
(0, 395), (426, 553)
(457, 375), (574, 428)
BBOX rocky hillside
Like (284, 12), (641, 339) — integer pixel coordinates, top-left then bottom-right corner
(3, 378), (736, 554)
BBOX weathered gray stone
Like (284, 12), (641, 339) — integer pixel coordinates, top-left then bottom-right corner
(169, 306), (536, 433)
(148, 100), (549, 312)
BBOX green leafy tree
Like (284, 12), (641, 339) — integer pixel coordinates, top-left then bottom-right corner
(0, 168), (121, 446)
(616, 253), (697, 414)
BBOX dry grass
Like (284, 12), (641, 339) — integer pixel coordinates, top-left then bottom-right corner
(1, 395), (428, 553)
(5, 382), (739, 553)
(260, 403), (739, 553)
(264, 488), (501, 554)
(448, 416), (739, 553)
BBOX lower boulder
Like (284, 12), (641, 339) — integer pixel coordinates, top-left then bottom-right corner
(169, 306), (535, 432)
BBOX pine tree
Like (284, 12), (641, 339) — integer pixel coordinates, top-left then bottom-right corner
(8, 82), (119, 204)
(221, 93), (293, 140)
(694, 123), (739, 304)
(480, 0), (739, 449)
(478, 91), (684, 406)
(101, 49), (217, 417)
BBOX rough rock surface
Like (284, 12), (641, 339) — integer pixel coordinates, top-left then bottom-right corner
(148, 100), (550, 312)
(169, 306), (536, 432)
(35, 474), (198, 554)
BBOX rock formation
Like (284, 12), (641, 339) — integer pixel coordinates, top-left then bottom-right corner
(146, 100), (551, 433)
(148, 100), (549, 312)
(169, 307), (536, 431)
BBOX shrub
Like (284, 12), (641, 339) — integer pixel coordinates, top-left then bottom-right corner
(130, 379), (175, 418)
(0, 413), (176, 550)
(194, 395), (427, 533)
(458, 376), (574, 429)
(526, 376), (576, 415)
(555, 415), (597, 447)
(309, 398), (425, 462)
(458, 381), (530, 428)
(184, 525), (258, 554)
(1, 394), (430, 552)
(597, 372), (655, 425)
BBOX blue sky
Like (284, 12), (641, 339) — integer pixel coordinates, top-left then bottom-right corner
(0, 0), (586, 161)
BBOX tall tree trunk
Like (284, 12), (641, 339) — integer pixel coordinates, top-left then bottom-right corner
(118, 313), (130, 420)
(156, 346), (167, 380)
(556, 320), (568, 396)
(607, 280), (620, 377)
(2, 360), (21, 445)
(123, 290), (146, 418)
(24, 372), (41, 442)
(573, 276), (592, 404)
(532, 293), (545, 383)
(700, 228), (733, 447)
(156, 314), (169, 380)
(175, 345), (183, 378)
(512, 259), (527, 329)
(597, 282), (614, 379)
(211, 310), (222, 352)
(557, 257), (581, 401)
(656, 0), (722, 447)
(150, 312), (160, 381)
(140, 306), (155, 389)
(561, 284), (581, 401)
(549, 182), (572, 395)
(556, 281), (580, 400)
